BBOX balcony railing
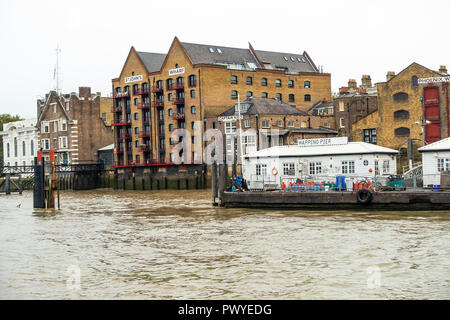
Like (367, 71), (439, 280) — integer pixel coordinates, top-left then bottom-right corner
(151, 85), (164, 93)
(135, 87), (149, 95)
(138, 131), (151, 138)
(113, 161), (125, 167)
(153, 99), (164, 107)
(119, 132), (131, 140)
(137, 102), (150, 110)
(172, 112), (185, 120)
(139, 145), (151, 153)
(111, 106), (122, 113)
(168, 82), (184, 90)
(113, 91), (130, 98)
(112, 120), (131, 126)
(173, 97), (185, 105)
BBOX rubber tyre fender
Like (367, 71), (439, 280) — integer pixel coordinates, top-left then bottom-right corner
(357, 189), (373, 204)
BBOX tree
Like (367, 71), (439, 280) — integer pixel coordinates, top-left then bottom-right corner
(0, 114), (24, 161)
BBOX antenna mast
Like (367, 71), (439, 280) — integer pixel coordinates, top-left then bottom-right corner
(55, 45), (61, 95)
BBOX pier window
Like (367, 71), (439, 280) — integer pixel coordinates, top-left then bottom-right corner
(225, 121), (237, 134)
(283, 162), (295, 176)
(231, 75), (238, 84)
(261, 78), (267, 86)
(309, 161), (322, 175)
(256, 164), (267, 176)
(341, 160), (355, 174)
(383, 160), (390, 174)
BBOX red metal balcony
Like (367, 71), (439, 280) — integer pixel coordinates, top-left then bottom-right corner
(135, 87), (149, 95)
(139, 144), (151, 153)
(111, 106), (122, 113)
(138, 131), (151, 138)
(151, 85), (164, 93)
(137, 102), (150, 110)
(173, 98), (185, 105)
(119, 132), (131, 140)
(113, 91), (130, 98)
(153, 99), (164, 107)
(172, 112), (185, 120)
(173, 82), (184, 90)
(112, 120), (131, 126)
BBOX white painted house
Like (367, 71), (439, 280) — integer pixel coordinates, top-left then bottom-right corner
(242, 137), (398, 190)
(418, 137), (450, 187)
(0, 119), (38, 166)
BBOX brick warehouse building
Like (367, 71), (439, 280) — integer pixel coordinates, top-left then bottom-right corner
(36, 87), (114, 164)
(111, 36), (331, 168)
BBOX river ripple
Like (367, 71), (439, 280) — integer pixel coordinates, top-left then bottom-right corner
(0, 190), (449, 299)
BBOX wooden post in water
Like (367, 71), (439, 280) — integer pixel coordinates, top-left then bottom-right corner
(5, 173), (11, 195)
(212, 161), (218, 206)
(33, 156), (46, 208)
(232, 135), (237, 180)
(18, 175), (23, 195)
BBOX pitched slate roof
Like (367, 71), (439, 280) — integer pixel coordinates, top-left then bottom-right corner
(180, 42), (261, 67)
(136, 51), (166, 73)
(219, 97), (308, 117)
(254, 50), (316, 73)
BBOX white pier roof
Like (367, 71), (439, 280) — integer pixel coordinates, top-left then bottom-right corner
(418, 137), (450, 153)
(245, 142), (398, 159)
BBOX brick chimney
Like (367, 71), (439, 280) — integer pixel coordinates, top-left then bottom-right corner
(439, 65), (448, 74)
(79, 87), (91, 97)
(348, 79), (357, 90)
(361, 75), (372, 88)
(386, 71), (395, 81)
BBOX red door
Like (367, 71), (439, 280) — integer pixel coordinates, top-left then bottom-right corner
(423, 85), (441, 144)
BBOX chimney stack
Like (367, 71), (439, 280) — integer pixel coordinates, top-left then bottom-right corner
(361, 75), (372, 88)
(386, 71), (395, 81)
(439, 65), (448, 74)
(79, 87), (91, 97)
(348, 79), (357, 90)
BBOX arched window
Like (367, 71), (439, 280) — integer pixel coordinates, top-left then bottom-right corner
(14, 138), (17, 157)
(393, 92), (409, 102)
(22, 141), (26, 156)
(275, 79), (282, 87)
(231, 90), (238, 99)
(289, 94), (295, 102)
(394, 110), (410, 120)
(304, 94), (311, 102)
(231, 75), (237, 84)
(288, 80), (294, 88)
(246, 77), (252, 85)
(304, 81), (311, 88)
(411, 76), (418, 88)
(6, 142), (10, 157)
(166, 78), (173, 90)
(394, 127), (410, 137)
(261, 78), (267, 86)
(188, 75), (197, 87)
(261, 92), (268, 98)
(246, 91), (253, 98)
(276, 93), (282, 101)
(190, 90), (195, 98)
(176, 76), (184, 86)
(31, 140), (34, 156)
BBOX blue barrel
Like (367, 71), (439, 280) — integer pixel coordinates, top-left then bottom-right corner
(336, 176), (347, 191)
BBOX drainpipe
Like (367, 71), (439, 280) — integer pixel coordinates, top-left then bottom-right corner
(446, 82), (449, 137)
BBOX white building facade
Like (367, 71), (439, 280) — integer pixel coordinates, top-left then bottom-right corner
(0, 119), (38, 166)
(418, 137), (450, 187)
(242, 137), (398, 190)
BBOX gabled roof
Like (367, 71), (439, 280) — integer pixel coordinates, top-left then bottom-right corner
(180, 42), (261, 68)
(219, 97), (308, 117)
(136, 51), (166, 73)
(254, 50), (316, 73)
(37, 91), (71, 124)
(418, 137), (450, 152)
(379, 62), (442, 84)
(246, 141), (399, 159)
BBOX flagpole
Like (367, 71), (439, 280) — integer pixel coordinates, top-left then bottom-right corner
(237, 94), (244, 176)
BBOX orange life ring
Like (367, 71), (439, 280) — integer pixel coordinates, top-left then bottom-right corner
(272, 167), (278, 175)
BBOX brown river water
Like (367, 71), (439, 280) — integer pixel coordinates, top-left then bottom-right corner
(0, 189), (449, 299)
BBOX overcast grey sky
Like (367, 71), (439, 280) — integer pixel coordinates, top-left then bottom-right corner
(0, 0), (449, 119)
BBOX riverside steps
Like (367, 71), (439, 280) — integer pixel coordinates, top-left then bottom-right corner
(219, 189), (450, 210)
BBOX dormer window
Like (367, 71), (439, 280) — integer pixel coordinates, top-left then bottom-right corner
(284, 56), (288, 61)
(209, 48), (214, 53)
(217, 48), (222, 54)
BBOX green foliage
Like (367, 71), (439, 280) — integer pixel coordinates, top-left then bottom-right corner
(0, 114), (24, 161)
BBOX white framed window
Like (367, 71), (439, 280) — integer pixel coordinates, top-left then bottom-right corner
(437, 158), (450, 172)
(339, 101), (345, 112)
(324, 121), (330, 128)
(342, 160), (355, 174)
(42, 121), (49, 133)
(42, 139), (50, 150)
(383, 160), (390, 174)
(287, 121), (294, 128)
(261, 120), (270, 128)
(53, 120), (59, 132)
(276, 120), (283, 127)
(225, 122), (236, 134)
(241, 135), (256, 155)
(244, 119), (251, 128)
(256, 164), (267, 176)
(375, 160), (379, 176)
(340, 118), (345, 128)
(309, 161), (322, 175)
(59, 136), (68, 149)
(283, 162), (295, 176)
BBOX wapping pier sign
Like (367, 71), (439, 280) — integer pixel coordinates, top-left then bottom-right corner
(418, 76), (450, 84)
(298, 137), (348, 147)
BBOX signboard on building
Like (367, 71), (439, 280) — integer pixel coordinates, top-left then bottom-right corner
(418, 76), (450, 84)
(169, 67), (185, 76)
(124, 75), (143, 83)
(298, 137), (348, 147)
(218, 115), (243, 122)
